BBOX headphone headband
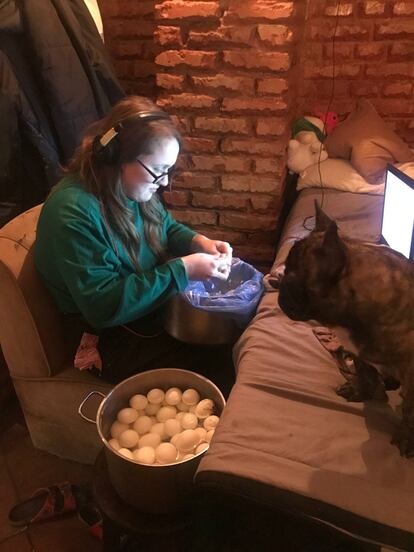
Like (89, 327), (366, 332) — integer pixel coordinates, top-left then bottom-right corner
(93, 110), (171, 164)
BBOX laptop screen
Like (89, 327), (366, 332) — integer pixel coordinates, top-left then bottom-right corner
(381, 165), (414, 260)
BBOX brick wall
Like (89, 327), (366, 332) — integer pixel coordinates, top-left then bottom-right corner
(99, 0), (414, 269)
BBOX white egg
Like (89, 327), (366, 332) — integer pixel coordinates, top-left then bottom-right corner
(195, 399), (214, 419)
(150, 422), (167, 440)
(203, 415), (220, 431)
(206, 429), (215, 443)
(138, 432), (161, 449)
(147, 388), (165, 404)
(110, 421), (129, 439)
(129, 394), (148, 411)
(117, 407), (138, 425)
(156, 406), (177, 423)
(189, 405), (197, 414)
(133, 446), (155, 465)
(170, 433), (181, 447)
(118, 429), (139, 449)
(176, 412), (186, 422)
(182, 388), (200, 406)
(165, 387), (183, 406)
(195, 442), (209, 455)
(155, 442), (177, 464)
(133, 415), (153, 435)
(176, 401), (190, 412)
(182, 453), (195, 461)
(194, 427), (207, 442)
(118, 447), (133, 459)
(108, 438), (121, 451)
(176, 429), (200, 453)
(145, 402), (161, 416)
(181, 412), (198, 430)
(164, 418), (182, 438)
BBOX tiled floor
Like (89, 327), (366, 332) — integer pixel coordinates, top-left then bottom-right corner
(0, 396), (101, 552)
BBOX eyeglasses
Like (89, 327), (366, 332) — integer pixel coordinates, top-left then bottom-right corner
(136, 158), (175, 185)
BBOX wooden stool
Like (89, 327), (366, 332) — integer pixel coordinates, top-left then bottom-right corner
(93, 450), (193, 552)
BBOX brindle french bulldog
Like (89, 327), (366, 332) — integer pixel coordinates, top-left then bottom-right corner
(278, 201), (414, 457)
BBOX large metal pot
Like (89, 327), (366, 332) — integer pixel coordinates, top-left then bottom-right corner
(163, 293), (241, 345)
(79, 368), (225, 514)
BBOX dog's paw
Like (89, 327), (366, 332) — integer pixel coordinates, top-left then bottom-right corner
(335, 382), (366, 402)
(391, 425), (414, 458)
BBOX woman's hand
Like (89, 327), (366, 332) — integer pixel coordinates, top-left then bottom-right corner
(180, 253), (230, 281)
(191, 235), (232, 260)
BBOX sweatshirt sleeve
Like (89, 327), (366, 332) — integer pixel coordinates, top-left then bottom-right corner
(53, 203), (189, 329)
(164, 209), (197, 256)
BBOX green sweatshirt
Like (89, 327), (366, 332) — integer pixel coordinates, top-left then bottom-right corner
(34, 176), (196, 329)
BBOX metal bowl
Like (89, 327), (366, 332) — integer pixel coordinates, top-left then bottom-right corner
(163, 293), (241, 345)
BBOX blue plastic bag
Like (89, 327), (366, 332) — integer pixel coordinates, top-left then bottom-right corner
(182, 258), (264, 327)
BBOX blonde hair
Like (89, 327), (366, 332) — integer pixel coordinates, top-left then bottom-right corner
(66, 96), (181, 272)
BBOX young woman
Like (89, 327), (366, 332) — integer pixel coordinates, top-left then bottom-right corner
(35, 96), (234, 391)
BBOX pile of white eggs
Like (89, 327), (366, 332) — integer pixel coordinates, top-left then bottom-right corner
(108, 387), (220, 465)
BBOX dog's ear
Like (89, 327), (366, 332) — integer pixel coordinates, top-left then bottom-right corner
(314, 200), (334, 231)
(317, 221), (346, 283)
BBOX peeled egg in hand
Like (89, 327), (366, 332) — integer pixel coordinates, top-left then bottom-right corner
(182, 388), (200, 406)
(133, 415), (153, 435)
(147, 388), (165, 405)
(133, 446), (155, 465)
(110, 421), (129, 439)
(118, 429), (139, 449)
(195, 399), (214, 419)
(165, 387), (182, 406)
(181, 413), (198, 430)
(129, 394), (148, 411)
(139, 432), (161, 449)
(164, 418), (182, 438)
(155, 442), (177, 464)
(156, 406), (177, 423)
(176, 429), (200, 453)
(117, 407), (138, 425)
(203, 415), (220, 431)
(118, 448), (133, 459)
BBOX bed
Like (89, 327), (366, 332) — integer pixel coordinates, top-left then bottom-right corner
(194, 179), (414, 551)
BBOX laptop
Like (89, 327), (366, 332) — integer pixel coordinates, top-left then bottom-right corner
(380, 164), (414, 261)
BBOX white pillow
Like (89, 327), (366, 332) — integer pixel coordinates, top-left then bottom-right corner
(297, 158), (384, 194)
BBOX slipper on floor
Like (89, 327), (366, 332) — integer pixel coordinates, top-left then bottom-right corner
(78, 502), (103, 540)
(8, 482), (79, 527)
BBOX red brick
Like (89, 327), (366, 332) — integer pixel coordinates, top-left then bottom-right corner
(182, 137), (218, 153)
(375, 99), (414, 115)
(257, 25), (294, 46)
(223, 50), (291, 72)
(366, 62), (414, 78)
(226, 1), (295, 20)
(133, 60), (156, 78)
(155, 50), (217, 68)
(158, 93), (217, 109)
(221, 138), (285, 156)
(254, 158), (283, 174)
(170, 209), (217, 226)
(220, 212), (276, 231)
(156, 73), (185, 90)
(355, 43), (385, 60)
(250, 195), (279, 211)
(192, 192), (247, 210)
(174, 172), (217, 190)
(324, 2), (353, 16)
(194, 117), (251, 135)
(305, 80), (350, 98)
(191, 155), (251, 173)
(221, 175), (278, 193)
(113, 60), (133, 78)
(111, 41), (143, 58)
(362, 1), (386, 15)
(257, 78), (288, 95)
(389, 42), (414, 61)
(304, 64), (361, 79)
(323, 43), (354, 61)
(169, 115), (192, 133)
(222, 97), (288, 113)
(309, 24), (370, 41)
(155, 26), (183, 47)
(105, 1), (155, 17)
(256, 118), (287, 136)
(188, 26), (253, 46)
(233, 244), (275, 262)
(198, 228), (245, 245)
(163, 190), (189, 207)
(375, 21), (414, 39)
(382, 82), (413, 97)
(156, 1), (220, 19)
(110, 20), (155, 38)
(393, 2), (414, 15)
(350, 82), (379, 97)
(192, 75), (255, 93)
